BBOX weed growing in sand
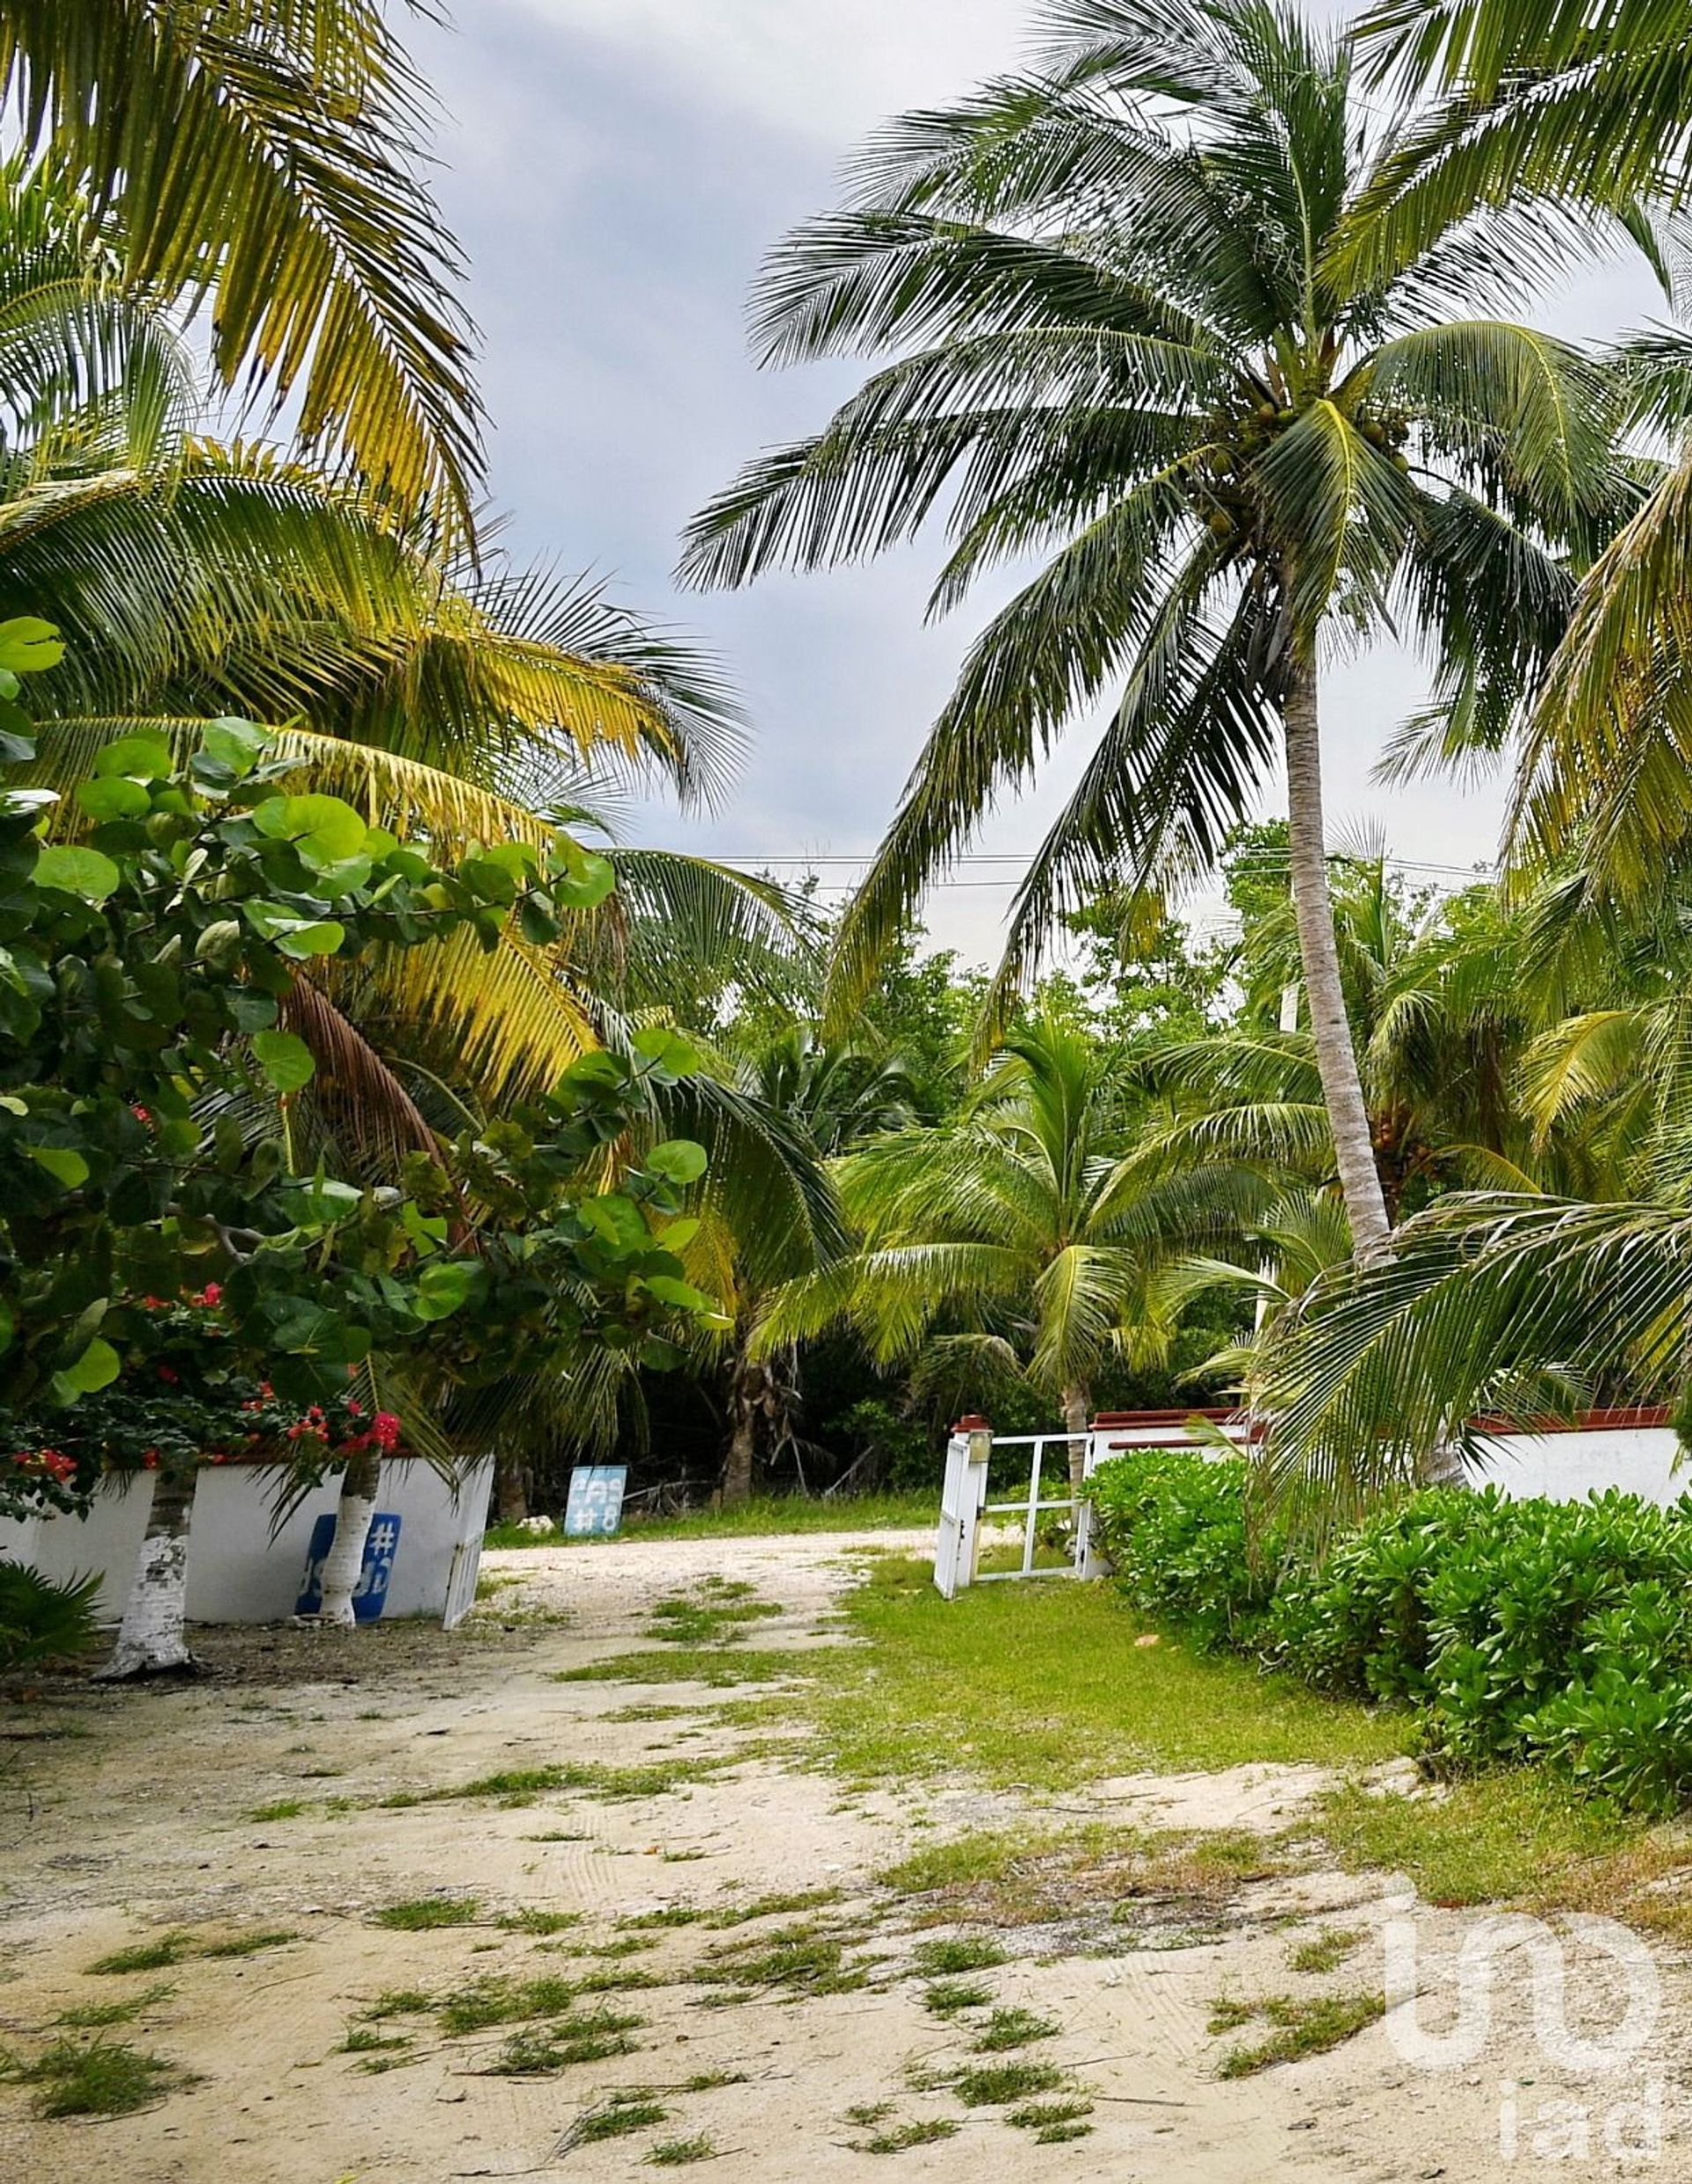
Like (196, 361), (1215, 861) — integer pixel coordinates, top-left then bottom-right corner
(1007, 2098), (1094, 2133)
(338, 2029), (410, 2056)
(922, 1980), (992, 2017)
(589, 1935), (660, 1958)
(377, 1757), (726, 1809)
(497, 1910), (582, 1936)
(246, 1800), (305, 1823)
(1288, 1925), (1365, 1975)
(620, 1906), (704, 1931)
(909, 1936), (1006, 1976)
(56, 1984), (174, 2030)
(551, 1649), (804, 1688)
(85, 1934), (192, 1975)
(971, 2008), (1059, 2053)
(843, 2101), (895, 2125)
(360, 1988), (430, 2021)
(682, 2069), (749, 2091)
(951, 2061), (1066, 2106)
(1213, 1990), (1386, 2077)
(436, 1974), (578, 2034)
(647, 2136), (716, 2165)
(694, 1923), (869, 2000)
(575, 1967), (669, 1995)
(704, 1888), (842, 1928)
(575, 2096), (668, 2142)
(609, 1704), (700, 1723)
(857, 2118), (960, 2153)
(649, 1587), (783, 1648)
(484, 2012), (644, 2074)
(372, 1897), (479, 1931)
(0, 2039), (189, 2118)
(199, 1929), (298, 1959)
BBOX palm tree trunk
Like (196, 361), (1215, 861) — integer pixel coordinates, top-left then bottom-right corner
(1061, 1384), (1092, 1501)
(722, 1344), (761, 1509)
(97, 1466), (197, 1680)
(495, 1451), (528, 1526)
(1282, 655), (1392, 1264)
(315, 1448), (382, 1626)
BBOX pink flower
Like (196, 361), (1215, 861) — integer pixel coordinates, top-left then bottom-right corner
(198, 1283), (223, 1308)
(372, 1411), (403, 1453)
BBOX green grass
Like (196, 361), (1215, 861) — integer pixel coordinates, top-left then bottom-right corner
(488, 1493), (935, 1550)
(843, 2101), (895, 2125)
(694, 1922), (868, 1998)
(921, 1979), (993, 2017)
(1007, 2098), (1094, 2131)
(576, 2097), (668, 2142)
(198, 1929), (298, 1958)
(649, 1581), (784, 1648)
(484, 2013), (644, 2075)
(436, 1973), (579, 2034)
(683, 2069), (749, 2091)
(1288, 1925), (1365, 1975)
(647, 2136), (716, 2165)
(378, 1757), (727, 1807)
(725, 1557), (1406, 1792)
(338, 2029), (411, 2056)
(0, 2039), (186, 2118)
(971, 2007), (1059, 2052)
(910, 1936), (1006, 1976)
(85, 1934), (192, 1976)
(56, 1983), (174, 2030)
(360, 1988), (430, 2021)
(371, 1897), (479, 1931)
(552, 1649), (804, 1688)
(496, 1910), (582, 1936)
(952, 2061), (1065, 2106)
(857, 2118), (960, 2153)
(1213, 1990), (1386, 2077)
(246, 1799), (306, 1823)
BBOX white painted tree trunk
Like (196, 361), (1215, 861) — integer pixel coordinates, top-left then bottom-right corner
(97, 1469), (197, 1679)
(1281, 655), (1393, 1265)
(315, 1449), (382, 1626)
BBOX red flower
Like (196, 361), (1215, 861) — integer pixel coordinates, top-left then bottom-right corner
(156, 1364), (179, 1384)
(372, 1411), (403, 1453)
(131, 1104), (152, 1125)
(142, 1450), (160, 1470)
(197, 1282), (224, 1308)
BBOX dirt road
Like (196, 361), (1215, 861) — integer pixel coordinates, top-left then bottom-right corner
(2, 1532), (1686, 2180)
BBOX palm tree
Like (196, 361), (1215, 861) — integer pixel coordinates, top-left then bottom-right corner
(680, 0), (1633, 1265)
(2, 1), (480, 522)
(757, 1012), (1184, 1497)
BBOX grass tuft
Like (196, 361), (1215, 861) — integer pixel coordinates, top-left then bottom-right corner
(971, 2006), (1060, 2053)
(56, 1983), (174, 2031)
(1288, 1924), (1365, 1975)
(921, 1979), (992, 2017)
(952, 2061), (1065, 2106)
(1214, 1990), (1386, 2077)
(484, 2013), (643, 2075)
(910, 1936), (1006, 1976)
(647, 2136), (716, 2165)
(576, 2097), (668, 2142)
(85, 1934), (192, 1976)
(857, 2118), (960, 2154)
(0, 2039), (187, 2118)
(372, 1897), (479, 1931)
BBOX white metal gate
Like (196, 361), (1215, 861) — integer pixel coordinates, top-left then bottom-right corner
(934, 1428), (1093, 1595)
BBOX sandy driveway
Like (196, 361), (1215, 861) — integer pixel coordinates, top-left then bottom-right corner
(2, 1530), (1688, 2181)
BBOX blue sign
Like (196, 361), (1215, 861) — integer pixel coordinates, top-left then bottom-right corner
(294, 1509), (403, 1620)
(564, 1465), (627, 1537)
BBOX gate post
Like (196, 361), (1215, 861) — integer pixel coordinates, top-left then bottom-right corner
(934, 1414), (992, 1599)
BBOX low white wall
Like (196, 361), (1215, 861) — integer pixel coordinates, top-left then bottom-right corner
(0, 1457), (494, 1626)
(1469, 1426), (1687, 1509)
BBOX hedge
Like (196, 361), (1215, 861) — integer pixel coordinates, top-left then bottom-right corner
(1089, 1448), (1692, 1816)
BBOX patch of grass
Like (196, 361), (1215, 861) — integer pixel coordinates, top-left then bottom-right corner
(1033, 2120), (1093, 2143)
(703, 1887), (842, 1929)
(436, 1973), (578, 2035)
(198, 1929), (298, 1959)
(1007, 2098), (1094, 2131)
(525, 1829), (591, 1843)
(694, 1923), (867, 1998)
(55, 1984), (174, 2030)
(683, 2068), (749, 2091)
(922, 1979), (992, 2017)
(576, 1966), (669, 1995)
(647, 2136), (716, 2165)
(590, 1935), (659, 1958)
(619, 1906), (704, 1931)
(483, 2011), (644, 2075)
(952, 2061), (1066, 2106)
(246, 1799), (305, 1823)
(0, 2039), (186, 2118)
(1214, 1990), (1387, 2077)
(607, 1704), (699, 1723)
(576, 2098), (668, 2142)
(971, 2007), (1059, 2053)
(85, 1934), (191, 1976)
(519, 1493), (936, 1544)
(338, 2029), (411, 2056)
(1317, 1771), (1692, 1943)
(857, 2118), (960, 2154)
(844, 2101), (895, 2125)
(551, 1649), (808, 1688)
(371, 1897), (479, 1931)
(731, 1556), (1404, 1792)
(649, 1588), (784, 1648)
(1288, 1924), (1365, 1975)
(496, 1910), (582, 1936)
(910, 1936), (1006, 1976)
(379, 1757), (726, 1808)
(360, 1988), (430, 2021)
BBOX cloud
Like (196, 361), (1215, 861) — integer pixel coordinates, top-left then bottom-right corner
(503, 0), (1033, 144)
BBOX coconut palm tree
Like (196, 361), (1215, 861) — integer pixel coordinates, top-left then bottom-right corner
(756, 1011), (1196, 1496)
(1, 1), (481, 523)
(680, 0), (1635, 1266)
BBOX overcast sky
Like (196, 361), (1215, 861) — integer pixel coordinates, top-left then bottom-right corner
(407, 1), (1659, 965)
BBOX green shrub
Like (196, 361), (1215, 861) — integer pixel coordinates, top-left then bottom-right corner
(1088, 1454), (1692, 1815)
(0, 1564), (101, 1671)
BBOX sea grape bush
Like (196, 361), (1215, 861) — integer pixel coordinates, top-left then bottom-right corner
(1090, 1449), (1692, 1815)
(0, 617), (727, 1519)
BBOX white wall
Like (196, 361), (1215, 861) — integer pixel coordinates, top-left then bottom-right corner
(1469, 1427), (1688, 1509)
(0, 1457), (494, 1626)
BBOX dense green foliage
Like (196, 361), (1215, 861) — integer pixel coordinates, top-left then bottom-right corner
(1093, 1448), (1692, 1815)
